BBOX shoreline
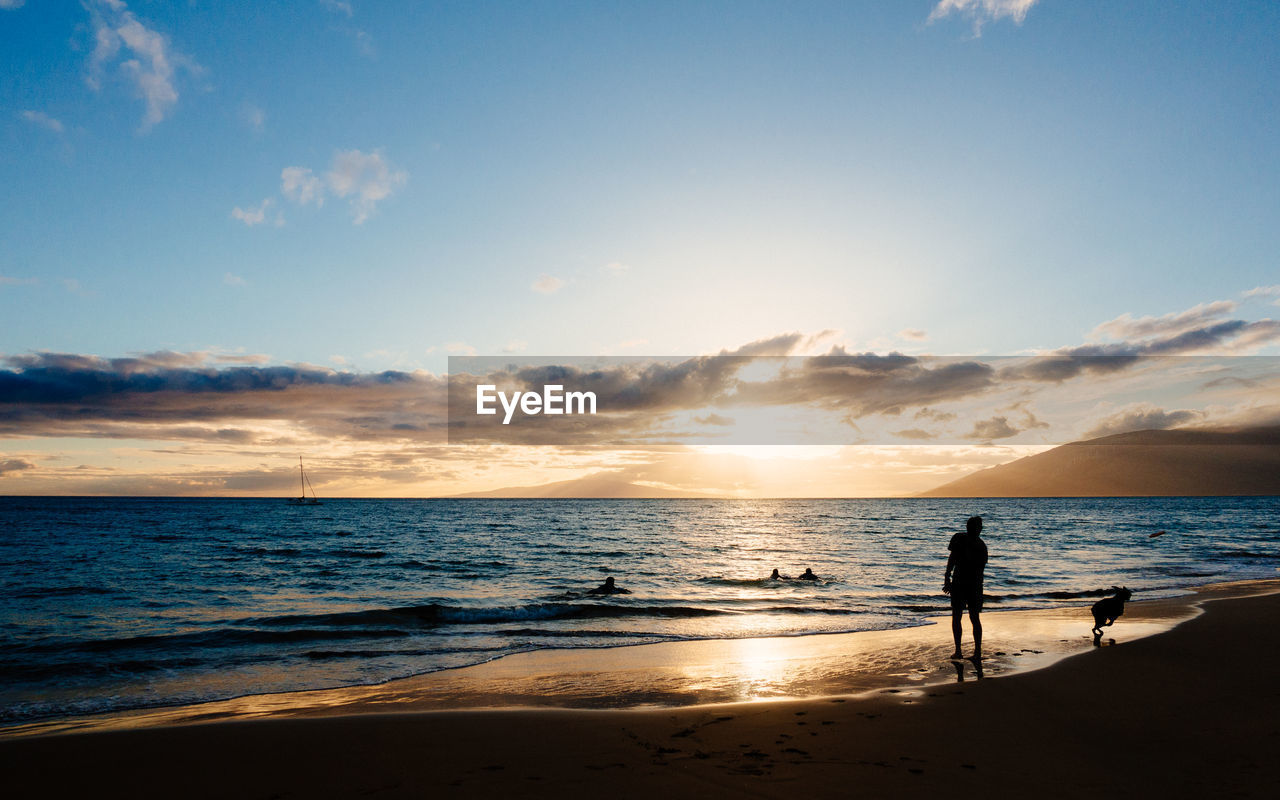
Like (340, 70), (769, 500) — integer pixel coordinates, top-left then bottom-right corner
(4, 578), (1273, 741)
(2, 579), (1276, 797)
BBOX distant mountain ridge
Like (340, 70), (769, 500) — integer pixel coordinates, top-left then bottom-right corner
(919, 426), (1280, 497)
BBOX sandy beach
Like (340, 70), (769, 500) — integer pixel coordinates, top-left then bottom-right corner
(3, 579), (1277, 798)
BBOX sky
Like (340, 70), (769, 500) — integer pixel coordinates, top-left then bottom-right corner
(2, 0), (1279, 496)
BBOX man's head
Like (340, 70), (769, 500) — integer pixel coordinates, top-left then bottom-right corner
(966, 516), (983, 535)
(604, 577), (615, 586)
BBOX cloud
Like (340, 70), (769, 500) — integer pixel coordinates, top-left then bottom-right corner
(272, 152), (406, 224)
(928, 0), (1039, 35)
(230, 198), (278, 227)
(898, 328), (928, 341)
(734, 348), (996, 416)
(318, 2), (375, 58)
(447, 345), (1001, 445)
(1090, 301), (1238, 342)
(915, 407), (958, 423)
(223, 272), (246, 287)
(86, 0), (198, 131)
(531, 274), (565, 294)
(603, 262), (630, 275)
(724, 333), (808, 357)
(892, 428), (938, 440)
(1084, 404), (1206, 439)
(1, 275), (39, 287)
(240, 103), (265, 132)
(0, 457), (35, 476)
(0, 1), (26, 10)
(1245, 285), (1280, 305)
(326, 149), (406, 223)
(6, 308), (1276, 452)
(1003, 300), (1280, 382)
(965, 415), (1020, 441)
(281, 167), (325, 207)
(0, 351), (448, 444)
(319, 0), (353, 17)
(693, 413), (734, 427)
(20, 110), (63, 134)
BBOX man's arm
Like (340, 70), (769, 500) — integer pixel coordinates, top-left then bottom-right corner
(943, 551), (955, 593)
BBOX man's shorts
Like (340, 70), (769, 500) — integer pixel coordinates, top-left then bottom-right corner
(950, 583), (983, 612)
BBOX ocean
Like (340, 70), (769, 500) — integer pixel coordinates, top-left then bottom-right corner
(1, 496), (1277, 724)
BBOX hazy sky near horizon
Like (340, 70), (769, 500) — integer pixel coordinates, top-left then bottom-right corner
(2, 1), (1280, 496)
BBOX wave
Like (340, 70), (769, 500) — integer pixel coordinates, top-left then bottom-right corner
(242, 546), (303, 556)
(5, 626), (414, 658)
(251, 601), (732, 629)
(697, 576), (836, 587)
(699, 576), (783, 587)
(11, 585), (118, 599)
(994, 587), (1133, 601)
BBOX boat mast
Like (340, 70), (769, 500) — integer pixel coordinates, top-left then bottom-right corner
(299, 456), (305, 499)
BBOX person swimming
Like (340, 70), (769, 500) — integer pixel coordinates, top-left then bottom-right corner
(769, 569), (783, 580)
(798, 568), (818, 581)
(586, 576), (631, 595)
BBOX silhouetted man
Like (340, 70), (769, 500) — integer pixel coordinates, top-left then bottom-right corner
(943, 515), (988, 660)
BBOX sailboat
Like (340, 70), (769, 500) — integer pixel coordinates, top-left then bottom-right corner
(287, 456), (322, 505)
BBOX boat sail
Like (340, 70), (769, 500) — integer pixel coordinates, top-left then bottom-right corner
(287, 456), (322, 505)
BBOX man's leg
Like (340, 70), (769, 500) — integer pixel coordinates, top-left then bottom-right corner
(969, 608), (982, 658)
(950, 608), (963, 658)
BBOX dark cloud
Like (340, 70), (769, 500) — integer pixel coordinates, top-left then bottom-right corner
(0, 457), (35, 476)
(915, 407), (958, 423)
(1089, 301), (1238, 341)
(781, 349), (996, 416)
(448, 350), (998, 443)
(1001, 318), (1280, 383)
(4, 321), (1277, 450)
(965, 416), (1020, 441)
(892, 428), (937, 440)
(0, 351), (447, 443)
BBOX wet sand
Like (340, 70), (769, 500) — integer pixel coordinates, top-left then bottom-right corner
(3, 580), (1277, 797)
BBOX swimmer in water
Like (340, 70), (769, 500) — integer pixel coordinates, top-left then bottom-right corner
(798, 568), (818, 581)
(586, 576), (631, 595)
(770, 569), (783, 580)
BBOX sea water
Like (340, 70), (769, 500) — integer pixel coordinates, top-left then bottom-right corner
(1, 496), (1276, 723)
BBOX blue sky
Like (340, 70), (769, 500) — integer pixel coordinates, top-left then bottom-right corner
(3, 0), (1277, 372)
(3, 1), (1280, 498)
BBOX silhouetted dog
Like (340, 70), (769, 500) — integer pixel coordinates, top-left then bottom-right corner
(1091, 587), (1132, 636)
